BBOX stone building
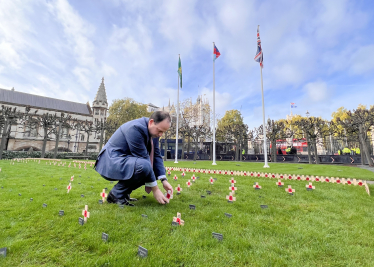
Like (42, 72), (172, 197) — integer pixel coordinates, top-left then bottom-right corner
(0, 78), (108, 153)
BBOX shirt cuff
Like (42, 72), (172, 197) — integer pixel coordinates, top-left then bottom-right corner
(145, 181), (158, 187)
(157, 175), (166, 180)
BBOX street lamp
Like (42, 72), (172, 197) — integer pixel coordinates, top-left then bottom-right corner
(306, 110), (310, 118)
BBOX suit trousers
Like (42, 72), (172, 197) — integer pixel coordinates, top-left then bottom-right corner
(103, 157), (153, 199)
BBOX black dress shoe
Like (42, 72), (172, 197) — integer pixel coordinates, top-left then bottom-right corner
(126, 194), (138, 202)
(107, 191), (134, 206)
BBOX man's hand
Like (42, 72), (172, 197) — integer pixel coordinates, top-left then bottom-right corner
(162, 181), (173, 195)
(151, 186), (169, 204)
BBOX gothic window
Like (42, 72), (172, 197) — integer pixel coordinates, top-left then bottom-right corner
(95, 109), (99, 115)
(100, 110), (104, 115)
(81, 134), (85, 141)
(60, 127), (68, 138)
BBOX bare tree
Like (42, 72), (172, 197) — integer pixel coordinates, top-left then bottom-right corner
(179, 100), (211, 160)
(336, 107), (374, 166)
(292, 117), (330, 164)
(52, 113), (72, 159)
(260, 119), (286, 162)
(73, 119), (95, 156)
(0, 106), (20, 159)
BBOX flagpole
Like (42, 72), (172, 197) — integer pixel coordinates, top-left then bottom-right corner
(212, 42), (217, 165)
(175, 55), (180, 163)
(260, 60), (269, 168)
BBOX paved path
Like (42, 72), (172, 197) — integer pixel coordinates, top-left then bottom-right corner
(357, 165), (374, 184)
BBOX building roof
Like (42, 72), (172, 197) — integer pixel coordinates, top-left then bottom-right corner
(148, 103), (159, 108)
(92, 77), (108, 107)
(0, 88), (92, 115)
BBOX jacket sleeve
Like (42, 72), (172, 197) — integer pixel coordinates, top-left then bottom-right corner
(153, 137), (166, 178)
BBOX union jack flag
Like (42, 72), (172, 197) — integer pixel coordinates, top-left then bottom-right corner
(254, 26), (263, 68)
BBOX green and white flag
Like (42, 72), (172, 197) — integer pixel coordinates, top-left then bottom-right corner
(178, 56), (182, 88)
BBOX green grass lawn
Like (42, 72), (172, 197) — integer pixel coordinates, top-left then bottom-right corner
(164, 160), (374, 181)
(0, 159), (373, 266)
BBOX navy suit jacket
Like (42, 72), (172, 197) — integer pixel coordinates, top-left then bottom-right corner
(95, 117), (165, 182)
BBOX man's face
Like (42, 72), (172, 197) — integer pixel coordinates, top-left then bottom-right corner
(148, 119), (171, 138)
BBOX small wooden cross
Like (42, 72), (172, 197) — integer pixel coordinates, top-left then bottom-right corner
(192, 176), (196, 182)
(186, 180), (191, 187)
(70, 176), (74, 181)
(165, 190), (173, 200)
(306, 183), (315, 190)
(100, 189), (107, 202)
(181, 172), (185, 177)
(276, 180), (284, 187)
(173, 175), (178, 181)
(82, 205), (90, 223)
(67, 183), (72, 193)
(230, 178), (236, 184)
(226, 192), (236, 202)
(173, 212), (184, 225)
(346, 178), (352, 185)
(229, 183), (237, 192)
(175, 184), (182, 194)
(210, 177), (214, 184)
(365, 183), (370, 196)
(253, 182), (261, 190)
(286, 185), (295, 194)
(167, 171), (171, 176)
(357, 180), (364, 186)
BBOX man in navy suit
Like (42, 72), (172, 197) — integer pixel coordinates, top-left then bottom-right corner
(95, 111), (173, 206)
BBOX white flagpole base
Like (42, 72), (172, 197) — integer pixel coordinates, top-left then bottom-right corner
(174, 161), (178, 163)
(263, 164), (270, 168)
(212, 162), (217, 165)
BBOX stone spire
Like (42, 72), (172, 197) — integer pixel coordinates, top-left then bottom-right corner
(93, 77), (108, 108)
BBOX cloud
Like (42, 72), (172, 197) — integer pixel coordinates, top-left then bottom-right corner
(349, 45), (374, 75)
(303, 81), (330, 102)
(200, 87), (232, 120)
(73, 67), (91, 91)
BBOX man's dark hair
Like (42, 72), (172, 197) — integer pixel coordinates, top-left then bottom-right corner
(150, 111), (171, 124)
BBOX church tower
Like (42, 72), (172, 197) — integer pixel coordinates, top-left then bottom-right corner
(92, 77), (108, 124)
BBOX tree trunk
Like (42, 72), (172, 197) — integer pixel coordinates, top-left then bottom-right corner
(306, 132), (312, 164)
(194, 141), (198, 160)
(41, 128), (48, 158)
(181, 134), (185, 160)
(187, 135), (190, 155)
(0, 121), (9, 160)
(359, 140), (365, 165)
(85, 133), (90, 156)
(53, 124), (61, 159)
(313, 138), (320, 164)
(239, 142), (243, 161)
(359, 124), (373, 167)
(210, 142), (213, 160)
(99, 126), (104, 152)
(272, 139), (277, 162)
